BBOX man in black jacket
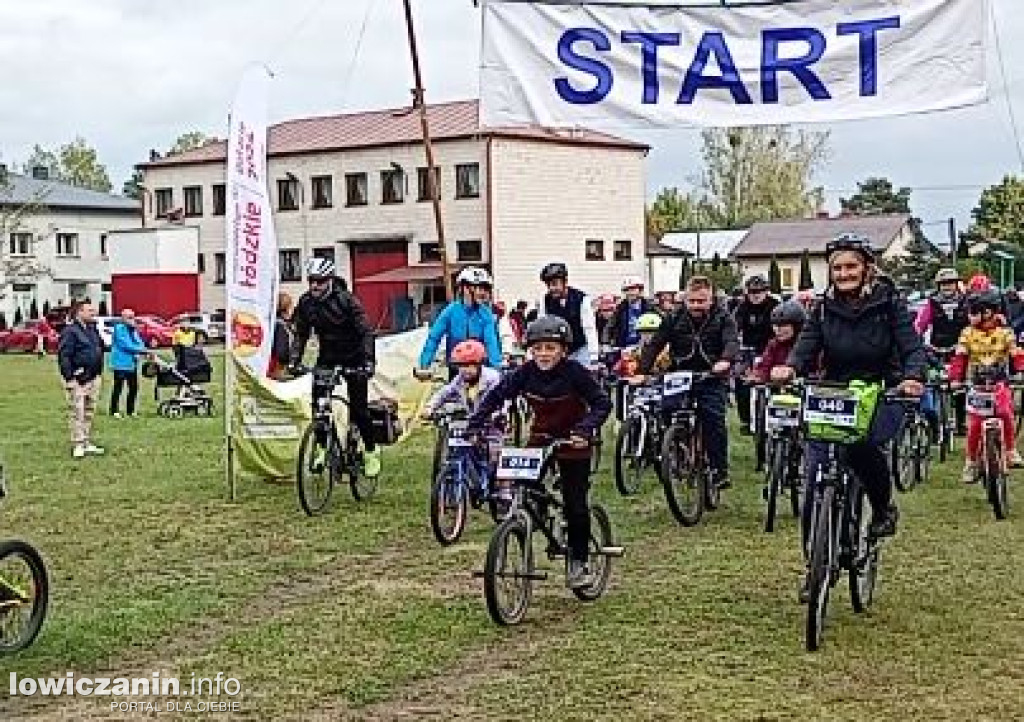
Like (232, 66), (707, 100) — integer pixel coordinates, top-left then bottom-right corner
(57, 300), (105, 459)
(290, 257), (380, 477)
(732, 275), (779, 433)
(605, 276), (656, 349)
(637, 276), (739, 487)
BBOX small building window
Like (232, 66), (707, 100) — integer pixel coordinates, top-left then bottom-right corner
(419, 242), (441, 263)
(277, 178), (299, 211)
(183, 186), (203, 217)
(214, 253), (226, 284)
(312, 246), (335, 265)
(100, 233), (108, 259)
(381, 169), (404, 204)
(455, 163), (480, 199)
(197, 253), (205, 274)
(154, 188), (173, 218)
(781, 267), (794, 290)
(56, 233), (80, 258)
(456, 239), (483, 263)
(9, 232), (32, 256)
(613, 240), (632, 261)
(417, 167), (441, 202)
(345, 173), (368, 207)
(212, 184), (226, 216)
(280, 249), (302, 282)
(585, 239), (605, 261)
(311, 175), (333, 209)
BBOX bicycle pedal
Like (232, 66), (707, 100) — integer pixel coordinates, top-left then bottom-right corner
(598, 545), (625, 557)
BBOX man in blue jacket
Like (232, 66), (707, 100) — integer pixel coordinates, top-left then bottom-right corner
(415, 267), (501, 379)
(57, 301), (105, 458)
(108, 308), (150, 418)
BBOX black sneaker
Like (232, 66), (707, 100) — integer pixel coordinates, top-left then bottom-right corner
(868, 505), (899, 539)
(716, 474), (732, 490)
(566, 558), (591, 590)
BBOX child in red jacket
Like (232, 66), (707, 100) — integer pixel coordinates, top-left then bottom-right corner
(750, 301), (807, 384)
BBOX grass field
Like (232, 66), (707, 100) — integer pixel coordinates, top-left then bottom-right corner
(0, 353), (1022, 721)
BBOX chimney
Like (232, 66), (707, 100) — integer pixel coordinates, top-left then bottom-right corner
(149, 149), (162, 162)
(31, 165), (49, 180)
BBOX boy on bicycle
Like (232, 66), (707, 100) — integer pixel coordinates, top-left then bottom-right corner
(612, 312), (671, 377)
(467, 316), (612, 589)
(948, 289), (1024, 483)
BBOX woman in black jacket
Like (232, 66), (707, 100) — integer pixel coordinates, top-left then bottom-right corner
(772, 234), (925, 596)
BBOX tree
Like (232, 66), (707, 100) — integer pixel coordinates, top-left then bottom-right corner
(122, 169), (143, 200)
(879, 233), (942, 292)
(768, 256), (782, 294)
(22, 145), (59, 179)
(13, 306), (22, 325)
(966, 175), (1024, 247)
(798, 249), (814, 290)
(22, 138), (112, 193)
(168, 131), (209, 156)
(678, 256), (691, 289)
(711, 252), (721, 270)
(957, 233), (972, 259)
(840, 177), (912, 216)
(0, 312), (6, 331)
(42, 300), (50, 316)
(647, 188), (699, 239)
(704, 263), (742, 294)
(698, 126), (829, 227)
(29, 299), (38, 319)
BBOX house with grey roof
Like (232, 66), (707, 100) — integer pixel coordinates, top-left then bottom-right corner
(646, 229), (748, 293)
(1, 166), (140, 322)
(729, 214), (915, 292)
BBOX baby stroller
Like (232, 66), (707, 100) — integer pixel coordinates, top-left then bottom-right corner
(142, 344), (214, 418)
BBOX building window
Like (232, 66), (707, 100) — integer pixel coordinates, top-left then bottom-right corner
(781, 267), (794, 290)
(419, 242), (441, 263)
(212, 184), (226, 216)
(277, 178), (300, 211)
(197, 253), (205, 274)
(381, 169), (404, 204)
(585, 239), (605, 261)
(345, 173), (368, 207)
(214, 253), (226, 284)
(455, 163), (480, 199)
(8, 232), (32, 256)
(613, 240), (632, 261)
(280, 249), (302, 282)
(183, 186), (203, 217)
(154, 188), (173, 218)
(56, 233), (80, 258)
(100, 233), (108, 259)
(417, 167), (441, 202)
(311, 175), (333, 209)
(312, 246), (335, 265)
(456, 239), (483, 263)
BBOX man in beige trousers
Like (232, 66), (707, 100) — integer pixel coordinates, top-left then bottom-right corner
(57, 301), (106, 459)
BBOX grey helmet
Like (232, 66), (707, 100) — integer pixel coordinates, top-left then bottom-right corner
(525, 316), (573, 347)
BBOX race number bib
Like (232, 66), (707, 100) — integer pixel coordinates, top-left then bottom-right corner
(496, 447), (546, 481)
(662, 371), (693, 397)
(803, 389), (858, 428)
(766, 403), (801, 428)
(966, 389), (996, 417)
(447, 420), (473, 447)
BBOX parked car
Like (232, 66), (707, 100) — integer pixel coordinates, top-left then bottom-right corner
(170, 312), (225, 343)
(95, 316), (174, 350)
(0, 320), (59, 354)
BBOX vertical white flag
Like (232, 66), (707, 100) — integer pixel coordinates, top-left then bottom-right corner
(226, 66), (278, 376)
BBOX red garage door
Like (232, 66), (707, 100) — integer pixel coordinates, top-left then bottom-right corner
(351, 241), (408, 332)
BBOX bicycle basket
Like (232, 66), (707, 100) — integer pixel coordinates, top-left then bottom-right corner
(765, 392), (802, 429)
(802, 381), (882, 443)
(966, 388), (996, 417)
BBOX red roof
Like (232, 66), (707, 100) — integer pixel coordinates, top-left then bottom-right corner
(139, 99), (647, 169)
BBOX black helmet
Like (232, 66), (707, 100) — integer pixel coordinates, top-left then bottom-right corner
(968, 289), (1002, 314)
(770, 301), (807, 328)
(525, 316), (572, 347)
(745, 275), (769, 292)
(539, 262), (568, 283)
(825, 232), (876, 263)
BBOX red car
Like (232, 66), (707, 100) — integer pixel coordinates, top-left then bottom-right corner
(0, 320), (59, 354)
(135, 318), (175, 348)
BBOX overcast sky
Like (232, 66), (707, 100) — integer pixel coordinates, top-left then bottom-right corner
(2, 0), (1021, 247)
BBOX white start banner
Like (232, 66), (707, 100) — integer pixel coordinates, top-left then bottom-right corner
(479, 0), (989, 128)
(225, 66), (279, 377)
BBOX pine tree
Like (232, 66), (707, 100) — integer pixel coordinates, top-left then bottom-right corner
(768, 256), (782, 294)
(798, 249), (814, 290)
(0, 312), (6, 330)
(29, 299), (39, 319)
(14, 307), (23, 325)
(42, 300), (50, 316)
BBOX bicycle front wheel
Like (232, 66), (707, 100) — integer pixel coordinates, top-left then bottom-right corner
(348, 429), (378, 502)
(806, 485), (837, 652)
(0, 539), (49, 653)
(613, 418), (645, 496)
(483, 515), (533, 626)
(913, 419), (932, 487)
(763, 438), (786, 533)
(891, 423), (916, 493)
(429, 467), (468, 546)
(296, 423), (338, 516)
(660, 424), (704, 527)
(572, 504), (615, 602)
(984, 424), (1009, 520)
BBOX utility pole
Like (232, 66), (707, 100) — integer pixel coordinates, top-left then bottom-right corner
(402, 0), (452, 301)
(948, 217), (957, 262)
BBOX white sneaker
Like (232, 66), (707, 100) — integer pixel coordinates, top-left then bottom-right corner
(72, 445), (85, 459)
(1011, 450), (1024, 468)
(961, 461), (977, 485)
(83, 444), (105, 456)
(112, 412), (123, 419)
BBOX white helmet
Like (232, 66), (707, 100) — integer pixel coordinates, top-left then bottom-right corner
(621, 275), (645, 292)
(457, 266), (492, 287)
(305, 256), (335, 279)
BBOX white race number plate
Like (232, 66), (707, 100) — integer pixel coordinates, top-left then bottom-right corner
(496, 447), (546, 481)
(803, 391), (858, 428)
(662, 371), (693, 397)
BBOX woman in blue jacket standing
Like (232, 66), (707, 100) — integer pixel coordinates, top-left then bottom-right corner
(415, 267), (502, 379)
(109, 308), (150, 417)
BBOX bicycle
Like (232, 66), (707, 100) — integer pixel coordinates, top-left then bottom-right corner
(613, 379), (666, 496)
(963, 370), (1014, 520)
(656, 371), (720, 527)
(502, 352), (532, 447)
(890, 395), (932, 493)
(0, 465), (49, 653)
(426, 403), (502, 545)
(799, 380), (907, 652)
(295, 365), (376, 515)
(759, 386), (804, 533)
(479, 440), (624, 626)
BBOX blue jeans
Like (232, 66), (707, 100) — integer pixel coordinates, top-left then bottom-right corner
(802, 401), (904, 553)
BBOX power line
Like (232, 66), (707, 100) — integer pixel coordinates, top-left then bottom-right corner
(340, 0), (377, 111)
(991, 1), (1024, 174)
(824, 184), (990, 194)
(266, 0), (332, 71)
